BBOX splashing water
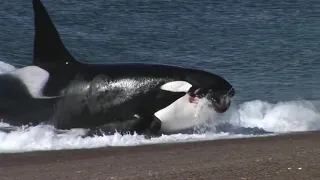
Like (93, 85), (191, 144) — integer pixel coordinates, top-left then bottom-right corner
(235, 100), (320, 133)
(0, 61), (319, 153)
(0, 61), (15, 73)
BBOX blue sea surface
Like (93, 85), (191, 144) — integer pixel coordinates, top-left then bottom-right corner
(0, 0), (319, 103)
(0, 0), (319, 153)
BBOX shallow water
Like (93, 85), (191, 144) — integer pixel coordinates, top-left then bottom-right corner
(0, 0), (319, 153)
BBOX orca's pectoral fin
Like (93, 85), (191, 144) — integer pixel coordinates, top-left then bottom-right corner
(32, 0), (78, 70)
(140, 116), (162, 139)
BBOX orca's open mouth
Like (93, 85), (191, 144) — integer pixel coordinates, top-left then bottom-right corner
(212, 88), (235, 113)
(209, 96), (231, 113)
(187, 87), (235, 113)
(188, 93), (232, 113)
(206, 88), (235, 113)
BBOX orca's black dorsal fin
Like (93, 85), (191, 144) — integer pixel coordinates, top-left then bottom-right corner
(32, 0), (79, 70)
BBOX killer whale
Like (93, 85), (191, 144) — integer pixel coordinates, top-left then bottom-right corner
(0, 0), (235, 136)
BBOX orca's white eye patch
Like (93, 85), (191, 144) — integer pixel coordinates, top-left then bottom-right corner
(160, 81), (192, 92)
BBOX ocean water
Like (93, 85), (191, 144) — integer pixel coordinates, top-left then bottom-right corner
(0, 0), (319, 153)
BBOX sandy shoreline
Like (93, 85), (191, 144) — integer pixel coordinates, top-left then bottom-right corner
(1, 131), (320, 180)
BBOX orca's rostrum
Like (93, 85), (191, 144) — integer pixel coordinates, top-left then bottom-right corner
(0, 0), (235, 136)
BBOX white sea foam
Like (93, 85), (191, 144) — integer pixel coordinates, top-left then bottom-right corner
(0, 124), (264, 154)
(0, 61), (319, 153)
(234, 100), (320, 133)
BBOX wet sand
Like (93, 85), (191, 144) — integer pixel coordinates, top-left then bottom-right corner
(1, 132), (320, 180)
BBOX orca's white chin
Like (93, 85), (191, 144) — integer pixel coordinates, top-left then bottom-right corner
(154, 94), (217, 133)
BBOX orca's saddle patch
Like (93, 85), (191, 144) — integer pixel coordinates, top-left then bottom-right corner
(9, 66), (49, 98)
